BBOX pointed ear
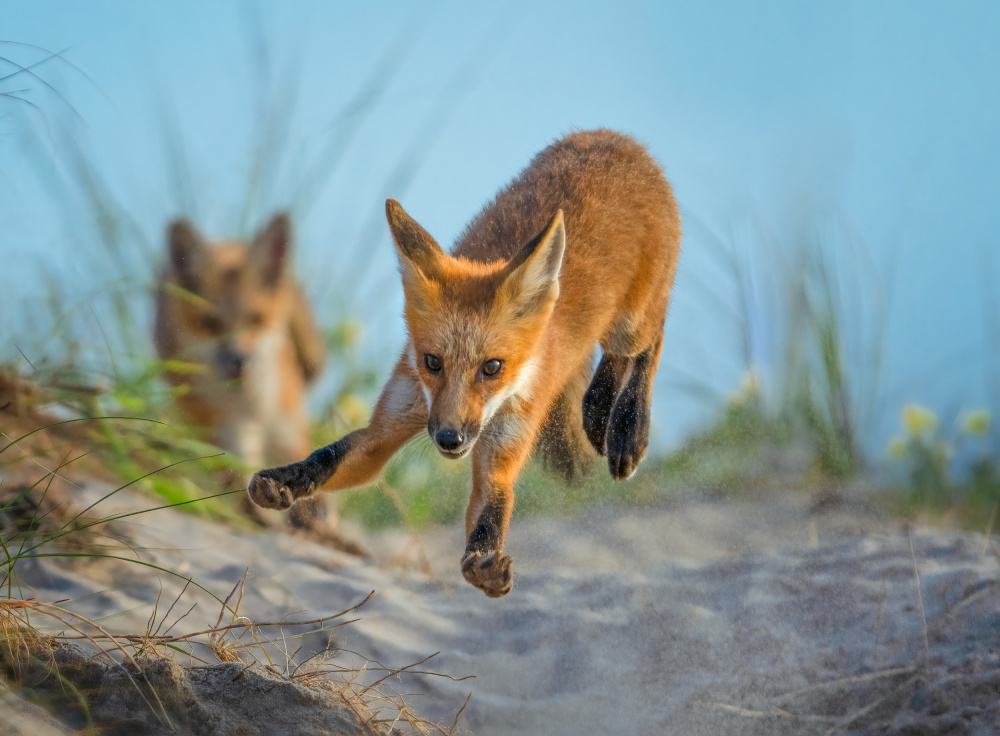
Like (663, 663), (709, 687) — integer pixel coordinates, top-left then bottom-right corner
(386, 199), (445, 280)
(168, 219), (207, 292)
(250, 213), (291, 288)
(500, 210), (566, 319)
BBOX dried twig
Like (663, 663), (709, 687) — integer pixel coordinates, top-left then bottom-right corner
(360, 651), (440, 696)
(42, 591), (374, 648)
(448, 692), (472, 736)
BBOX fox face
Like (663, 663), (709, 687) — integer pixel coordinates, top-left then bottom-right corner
(155, 212), (327, 469)
(159, 215), (298, 386)
(386, 199), (565, 457)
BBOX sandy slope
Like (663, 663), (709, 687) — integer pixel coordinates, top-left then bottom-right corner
(7, 484), (1000, 735)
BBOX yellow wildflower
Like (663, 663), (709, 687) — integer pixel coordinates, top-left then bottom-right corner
(902, 403), (938, 437)
(728, 369), (760, 407)
(963, 409), (991, 437)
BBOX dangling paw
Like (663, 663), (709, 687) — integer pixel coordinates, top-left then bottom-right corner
(605, 388), (649, 481)
(461, 550), (513, 598)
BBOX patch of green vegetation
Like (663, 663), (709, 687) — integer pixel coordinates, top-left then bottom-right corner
(332, 394), (800, 530)
(0, 359), (250, 522)
(886, 405), (1000, 527)
(335, 441), (469, 529)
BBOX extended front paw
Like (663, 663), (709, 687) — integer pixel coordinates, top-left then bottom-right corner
(247, 463), (316, 510)
(461, 550), (513, 598)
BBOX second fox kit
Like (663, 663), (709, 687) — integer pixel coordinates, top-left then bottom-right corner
(155, 214), (329, 528)
(249, 130), (681, 596)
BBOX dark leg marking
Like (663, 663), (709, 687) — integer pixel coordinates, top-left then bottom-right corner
(246, 436), (351, 510)
(465, 496), (505, 555)
(582, 353), (631, 455)
(605, 348), (652, 480)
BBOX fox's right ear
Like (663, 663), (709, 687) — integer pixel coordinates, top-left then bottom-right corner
(385, 199), (445, 281)
(250, 213), (292, 289)
(168, 219), (206, 291)
(499, 210), (566, 321)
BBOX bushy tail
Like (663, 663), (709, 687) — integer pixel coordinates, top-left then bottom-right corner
(535, 358), (597, 483)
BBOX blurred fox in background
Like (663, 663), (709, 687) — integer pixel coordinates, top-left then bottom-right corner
(154, 214), (332, 532)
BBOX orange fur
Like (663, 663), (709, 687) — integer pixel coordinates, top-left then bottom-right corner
(248, 130), (682, 596)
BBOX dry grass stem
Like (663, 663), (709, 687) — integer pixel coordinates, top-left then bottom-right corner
(694, 700), (838, 724)
(773, 665), (916, 704)
(924, 579), (1000, 637)
(906, 527), (930, 664)
(822, 675), (921, 736)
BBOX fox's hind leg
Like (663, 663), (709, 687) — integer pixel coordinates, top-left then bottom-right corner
(605, 333), (663, 480)
(581, 354), (631, 455)
(537, 361), (596, 482)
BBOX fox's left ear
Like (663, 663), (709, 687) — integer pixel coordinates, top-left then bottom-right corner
(250, 213), (292, 288)
(501, 210), (566, 319)
(386, 199), (448, 313)
(386, 199), (446, 279)
(168, 219), (207, 292)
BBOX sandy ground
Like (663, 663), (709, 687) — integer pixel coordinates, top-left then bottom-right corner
(5, 484), (1000, 735)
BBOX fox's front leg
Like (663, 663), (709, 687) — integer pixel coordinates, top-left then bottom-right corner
(461, 424), (534, 598)
(247, 365), (425, 509)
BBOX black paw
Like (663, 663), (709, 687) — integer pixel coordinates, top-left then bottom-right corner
(605, 390), (649, 480)
(461, 550), (513, 598)
(247, 463), (317, 510)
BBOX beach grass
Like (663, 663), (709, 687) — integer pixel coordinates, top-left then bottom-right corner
(2, 34), (996, 541)
(0, 381), (471, 734)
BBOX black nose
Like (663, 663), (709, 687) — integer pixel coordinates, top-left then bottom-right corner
(435, 428), (464, 451)
(217, 350), (246, 380)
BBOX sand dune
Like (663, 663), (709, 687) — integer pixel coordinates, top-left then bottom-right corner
(5, 484), (1000, 735)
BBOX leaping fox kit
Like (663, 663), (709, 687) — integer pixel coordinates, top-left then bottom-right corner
(249, 130), (681, 596)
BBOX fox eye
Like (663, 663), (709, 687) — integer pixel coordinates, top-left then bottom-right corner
(200, 313), (224, 334)
(482, 358), (503, 377)
(424, 354), (442, 374)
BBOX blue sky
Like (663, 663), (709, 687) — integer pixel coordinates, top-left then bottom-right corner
(2, 1), (998, 450)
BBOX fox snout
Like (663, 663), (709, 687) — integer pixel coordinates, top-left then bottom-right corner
(215, 348), (248, 381)
(428, 419), (477, 457)
(435, 428), (464, 452)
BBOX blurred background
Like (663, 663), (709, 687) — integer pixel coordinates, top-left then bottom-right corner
(2, 0), (998, 527)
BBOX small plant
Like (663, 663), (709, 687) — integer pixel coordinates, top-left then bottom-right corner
(887, 404), (1000, 523)
(688, 208), (888, 485)
(960, 410), (1000, 519)
(887, 404), (948, 502)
